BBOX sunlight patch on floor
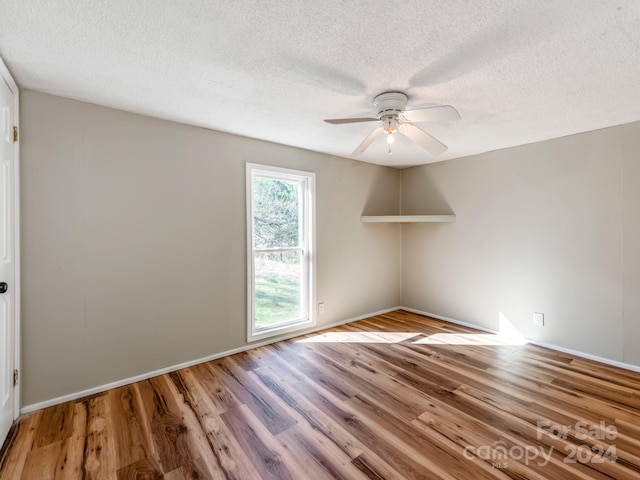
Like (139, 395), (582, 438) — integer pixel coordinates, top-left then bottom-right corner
(297, 313), (528, 345)
(297, 331), (421, 343)
(412, 333), (525, 346)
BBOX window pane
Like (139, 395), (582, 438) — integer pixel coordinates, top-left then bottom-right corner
(252, 177), (300, 248)
(254, 250), (302, 328)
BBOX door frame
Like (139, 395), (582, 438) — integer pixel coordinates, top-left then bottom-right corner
(0, 56), (20, 420)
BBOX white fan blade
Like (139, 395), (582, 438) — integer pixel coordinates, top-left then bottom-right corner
(325, 117), (379, 124)
(399, 123), (448, 155)
(401, 105), (460, 123)
(352, 127), (383, 155)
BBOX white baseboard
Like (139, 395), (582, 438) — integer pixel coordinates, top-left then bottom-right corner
(20, 306), (401, 415)
(401, 306), (640, 374)
(24, 304), (639, 414)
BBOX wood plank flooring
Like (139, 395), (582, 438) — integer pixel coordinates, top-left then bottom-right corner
(2, 310), (640, 479)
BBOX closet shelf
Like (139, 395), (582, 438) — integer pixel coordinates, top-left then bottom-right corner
(360, 215), (456, 223)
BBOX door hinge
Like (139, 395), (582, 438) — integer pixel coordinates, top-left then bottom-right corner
(13, 369), (18, 387)
(13, 126), (18, 142)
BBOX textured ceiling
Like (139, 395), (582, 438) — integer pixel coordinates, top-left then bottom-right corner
(1, 1), (639, 168)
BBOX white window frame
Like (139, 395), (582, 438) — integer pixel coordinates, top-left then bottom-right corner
(246, 163), (315, 342)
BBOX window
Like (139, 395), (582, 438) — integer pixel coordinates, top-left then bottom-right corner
(246, 164), (315, 341)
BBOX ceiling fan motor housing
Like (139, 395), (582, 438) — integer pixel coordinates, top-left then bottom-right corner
(374, 92), (408, 119)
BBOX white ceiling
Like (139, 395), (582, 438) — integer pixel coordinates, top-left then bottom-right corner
(1, 1), (639, 168)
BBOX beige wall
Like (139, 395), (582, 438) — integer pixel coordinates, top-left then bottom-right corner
(21, 89), (640, 406)
(401, 123), (640, 364)
(20, 91), (401, 406)
(623, 122), (640, 366)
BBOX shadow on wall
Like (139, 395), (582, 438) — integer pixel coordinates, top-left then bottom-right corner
(399, 167), (454, 215)
(361, 169), (401, 216)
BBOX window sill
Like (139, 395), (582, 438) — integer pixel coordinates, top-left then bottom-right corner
(248, 317), (315, 342)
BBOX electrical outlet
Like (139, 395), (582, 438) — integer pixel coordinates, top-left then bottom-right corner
(318, 303), (325, 315)
(533, 312), (544, 327)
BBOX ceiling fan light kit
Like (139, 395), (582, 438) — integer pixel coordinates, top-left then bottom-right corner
(325, 91), (460, 158)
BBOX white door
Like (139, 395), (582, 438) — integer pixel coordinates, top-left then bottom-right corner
(0, 60), (17, 448)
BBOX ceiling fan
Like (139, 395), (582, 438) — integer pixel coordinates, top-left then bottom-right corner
(324, 92), (460, 156)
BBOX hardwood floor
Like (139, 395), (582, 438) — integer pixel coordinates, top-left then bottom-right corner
(2, 309), (640, 479)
